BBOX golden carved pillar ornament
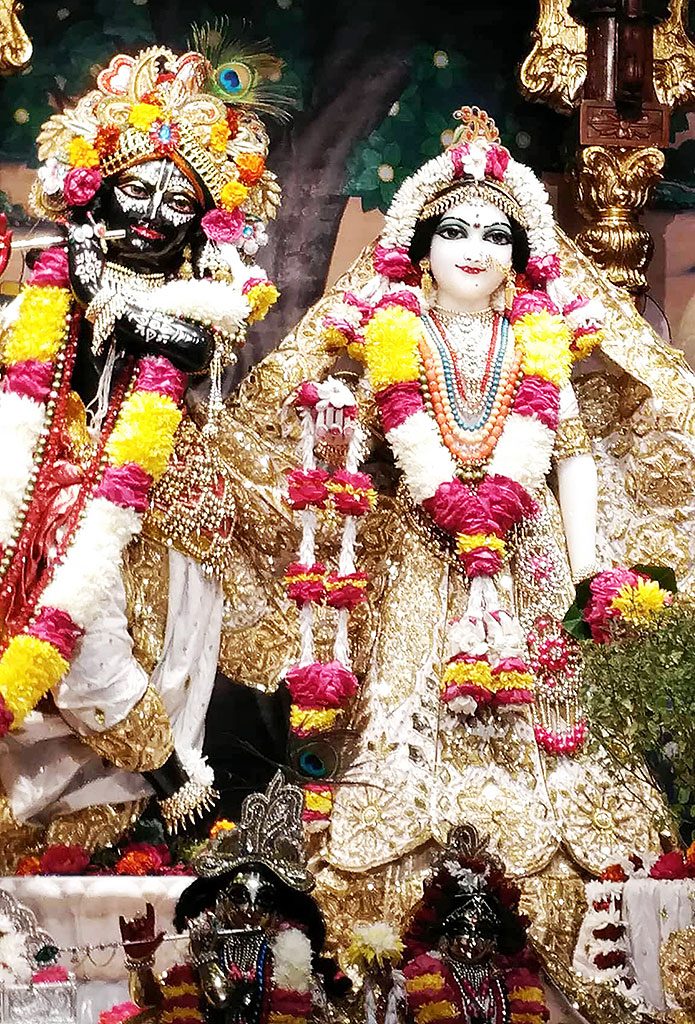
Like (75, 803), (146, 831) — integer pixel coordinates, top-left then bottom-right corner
(0, 0), (31, 74)
(574, 145), (664, 291)
(521, 0), (695, 293)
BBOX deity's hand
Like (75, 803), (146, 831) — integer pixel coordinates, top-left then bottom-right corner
(67, 218), (107, 306)
(119, 902), (165, 965)
(188, 909), (219, 962)
(114, 305), (215, 374)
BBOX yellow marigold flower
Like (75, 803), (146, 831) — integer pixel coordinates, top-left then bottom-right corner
(209, 120), (230, 154)
(4, 286), (71, 364)
(416, 1000), (458, 1024)
(611, 578), (668, 626)
(68, 136), (100, 168)
(514, 310), (572, 387)
(0, 634), (69, 725)
(571, 328), (603, 363)
(442, 659), (492, 688)
(106, 391), (182, 479)
(456, 533), (505, 555)
(128, 102), (162, 131)
(363, 305), (422, 390)
(246, 282), (280, 323)
(304, 789), (332, 813)
(210, 818), (235, 839)
(290, 706), (339, 734)
(235, 152), (266, 185)
(405, 973), (445, 994)
(220, 179), (249, 210)
(489, 670), (534, 693)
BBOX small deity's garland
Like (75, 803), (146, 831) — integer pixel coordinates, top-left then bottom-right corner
(0, 251), (186, 733)
(403, 951), (549, 1024)
(100, 927), (314, 1024)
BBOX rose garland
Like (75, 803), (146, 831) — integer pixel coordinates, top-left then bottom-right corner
(0, 251), (187, 733)
(284, 379), (374, 741)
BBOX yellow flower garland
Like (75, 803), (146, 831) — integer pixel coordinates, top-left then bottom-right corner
(0, 635), (68, 725)
(3, 286), (71, 364)
(362, 305), (422, 390)
(441, 659), (492, 689)
(106, 391), (182, 479)
(513, 310), (572, 387)
(456, 533), (506, 556)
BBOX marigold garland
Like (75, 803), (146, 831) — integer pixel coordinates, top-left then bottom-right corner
(3, 286), (72, 363)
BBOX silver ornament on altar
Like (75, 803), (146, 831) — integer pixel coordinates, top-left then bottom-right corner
(0, 889), (76, 1024)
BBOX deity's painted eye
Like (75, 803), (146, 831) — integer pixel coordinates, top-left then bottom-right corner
(484, 229), (512, 246)
(214, 61), (254, 99)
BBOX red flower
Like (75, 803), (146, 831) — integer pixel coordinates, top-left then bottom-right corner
(284, 562), (327, 605)
(226, 107), (240, 137)
(329, 469), (375, 516)
(16, 855), (41, 875)
(422, 479), (483, 535)
(286, 468), (330, 510)
(201, 208), (245, 244)
(526, 253), (561, 284)
(510, 289), (558, 322)
(373, 244), (421, 285)
(649, 850), (688, 880)
(601, 863), (628, 882)
(116, 842), (171, 876)
(477, 474), (536, 534)
(149, 120), (181, 155)
(285, 660), (358, 709)
(293, 381), (321, 408)
(32, 966), (69, 983)
(94, 125), (121, 158)
(459, 545), (504, 578)
(325, 571), (369, 610)
(0, 694), (13, 737)
(39, 844), (90, 875)
(485, 144), (510, 181)
(512, 375), (560, 431)
(376, 380), (425, 433)
(63, 167), (102, 206)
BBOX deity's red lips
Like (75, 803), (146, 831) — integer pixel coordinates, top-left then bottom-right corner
(133, 224), (165, 240)
(456, 264), (485, 275)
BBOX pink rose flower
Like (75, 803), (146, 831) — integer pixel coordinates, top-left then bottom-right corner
(63, 167), (102, 206)
(28, 247), (70, 288)
(510, 289), (558, 322)
(459, 546), (504, 578)
(423, 479), (483, 535)
(32, 606), (83, 661)
(201, 207), (245, 244)
(293, 381), (321, 408)
(373, 244), (421, 285)
(375, 289), (421, 317)
(322, 315), (361, 348)
(137, 355), (188, 402)
(32, 966), (69, 984)
(284, 562), (327, 605)
(375, 380), (425, 433)
(330, 469), (374, 516)
(325, 571), (369, 610)
(512, 375), (560, 431)
(98, 1002), (142, 1024)
(485, 145), (510, 181)
(526, 253), (561, 284)
(583, 567), (644, 641)
(343, 291), (373, 325)
(286, 660), (358, 709)
(2, 359), (54, 402)
(286, 468), (330, 510)
(477, 474), (537, 533)
(96, 463), (152, 513)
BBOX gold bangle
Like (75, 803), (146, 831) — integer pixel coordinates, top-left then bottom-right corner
(554, 417), (591, 461)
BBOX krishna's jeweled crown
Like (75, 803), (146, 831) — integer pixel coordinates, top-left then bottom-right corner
(193, 772), (314, 892)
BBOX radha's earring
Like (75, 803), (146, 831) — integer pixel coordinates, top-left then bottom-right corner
(420, 256), (435, 303)
(504, 270), (516, 313)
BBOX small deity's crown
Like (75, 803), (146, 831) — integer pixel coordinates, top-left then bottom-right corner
(450, 105), (500, 147)
(193, 772), (314, 892)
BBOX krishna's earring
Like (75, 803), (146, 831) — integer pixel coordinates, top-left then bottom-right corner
(420, 256), (435, 303)
(179, 244), (193, 280)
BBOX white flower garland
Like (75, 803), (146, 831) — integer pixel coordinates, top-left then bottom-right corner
(272, 927), (313, 993)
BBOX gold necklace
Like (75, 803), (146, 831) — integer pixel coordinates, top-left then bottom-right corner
(431, 305), (496, 328)
(102, 261), (166, 294)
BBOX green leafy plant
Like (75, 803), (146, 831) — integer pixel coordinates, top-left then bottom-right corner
(580, 601), (695, 840)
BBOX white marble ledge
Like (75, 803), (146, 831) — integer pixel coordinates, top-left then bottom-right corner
(0, 876), (192, 981)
